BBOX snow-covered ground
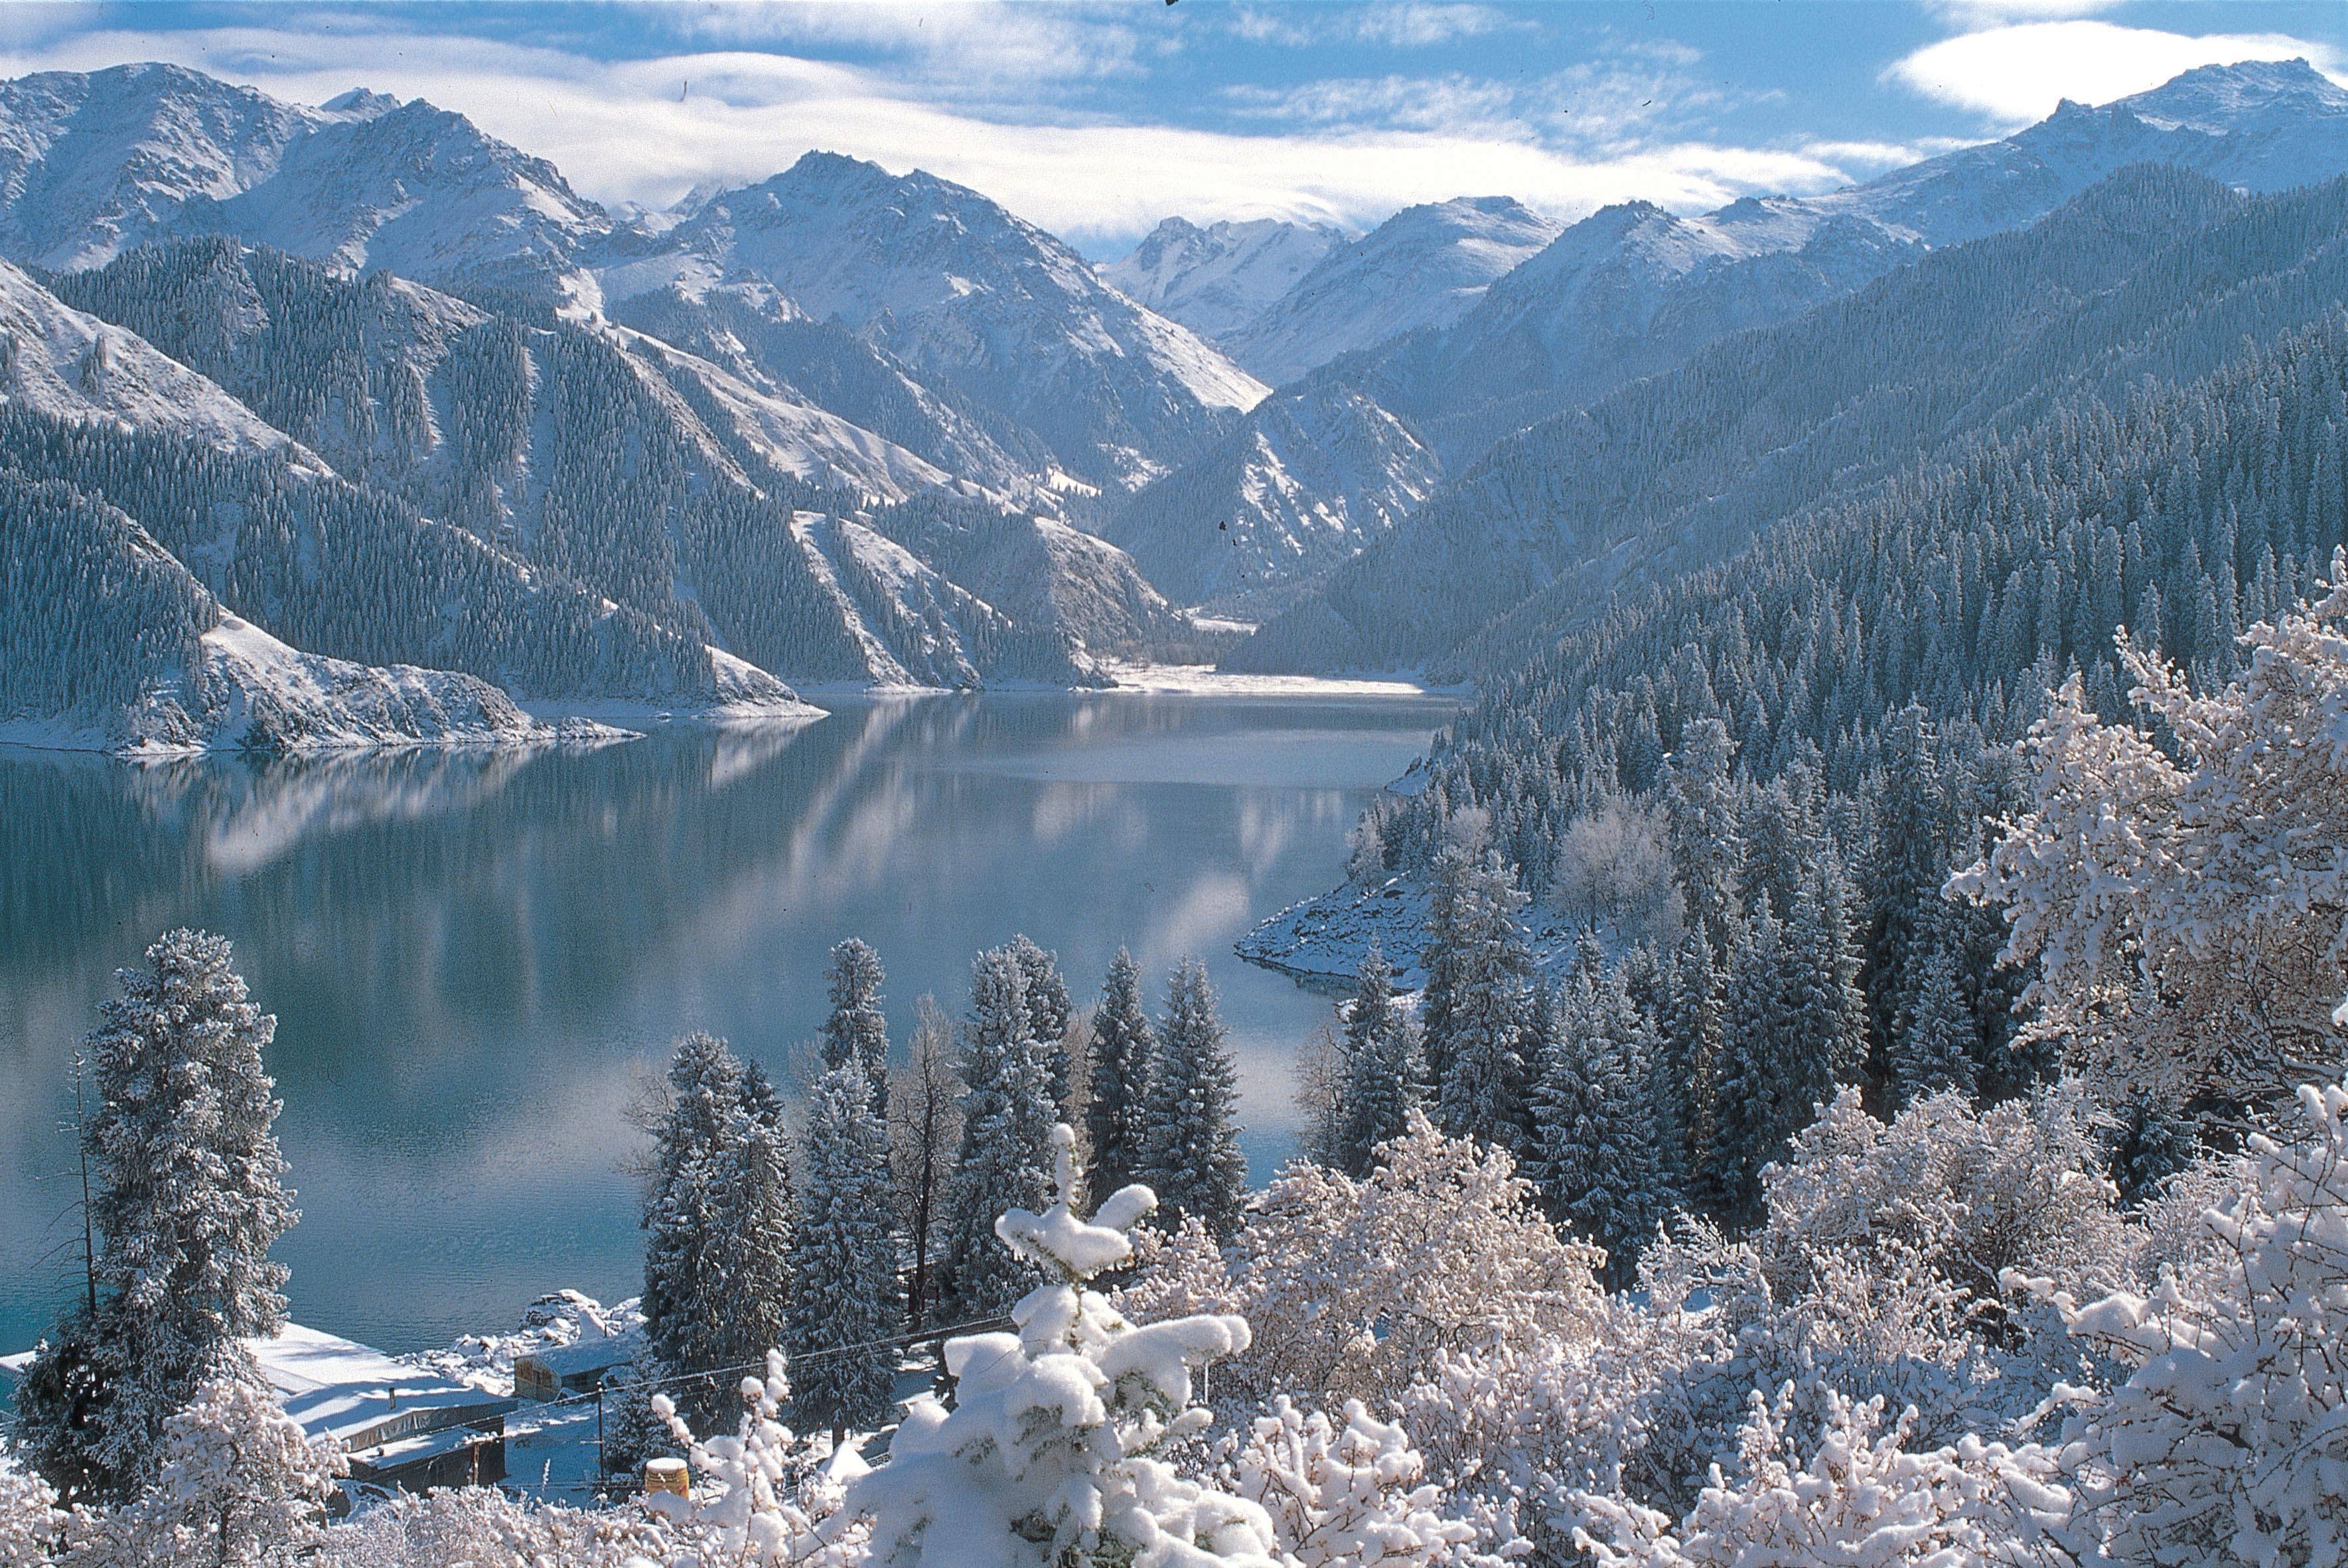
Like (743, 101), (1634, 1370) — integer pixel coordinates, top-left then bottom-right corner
(1237, 873), (1584, 990)
(1096, 662), (1451, 698)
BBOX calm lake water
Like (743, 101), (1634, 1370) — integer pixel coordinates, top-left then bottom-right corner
(0, 690), (1451, 1356)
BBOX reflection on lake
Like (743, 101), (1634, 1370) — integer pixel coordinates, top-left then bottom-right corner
(0, 691), (1451, 1354)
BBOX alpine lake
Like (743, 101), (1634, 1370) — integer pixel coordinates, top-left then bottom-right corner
(0, 686), (1454, 1356)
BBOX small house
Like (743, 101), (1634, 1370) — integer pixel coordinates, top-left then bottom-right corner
(250, 1323), (516, 1492)
(512, 1337), (632, 1403)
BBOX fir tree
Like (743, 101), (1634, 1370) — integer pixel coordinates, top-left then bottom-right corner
(1007, 934), (1075, 1113)
(822, 938), (891, 1118)
(1710, 896), (1789, 1224)
(1889, 913), (1981, 1107)
(789, 1062), (905, 1443)
(1084, 948), (1153, 1200)
(1526, 966), (1671, 1287)
(1660, 922), (1728, 1204)
(1864, 704), (1951, 1088)
(1667, 719), (1746, 950)
(638, 1032), (792, 1437)
(936, 947), (1058, 1321)
(1136, 957), (1250, 1238)
(18, 931), (297, 1502)
(1334, 946), (1424, 1176)
(1429, 849), (1536, 1149)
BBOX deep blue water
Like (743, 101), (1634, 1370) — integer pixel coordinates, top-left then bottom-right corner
(0, 690), (1449, 1355)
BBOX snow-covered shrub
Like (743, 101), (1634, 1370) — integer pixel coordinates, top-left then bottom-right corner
(1568, 1386), (2070, 1567)
(0, 1454), (61, 1567)
(1120, 1114), (1603, 1423)
(1220, 1398), (1486, 1568)
(850, 1124), (1281, 1568)
(647, 1350), (860, 1568)
(1961, 566), (2348, 1111)
(311, 1486), (670, 1567)
(58, 1360), (342, 1567)
(2019, 1077), (2348, 1564)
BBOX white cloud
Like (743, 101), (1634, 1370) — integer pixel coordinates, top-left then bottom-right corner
(1224, 1), (1514, 50)
(0, 14), (1877, 251)
(1887, 20), (2345, 125)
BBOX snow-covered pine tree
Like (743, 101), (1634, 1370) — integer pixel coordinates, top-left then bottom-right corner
(1708, 896), (1788, 1224)
(789, 1062), (905, 1443)
(1774, 861), (1869, 1121)
(638, 1032), (792, 1437)
(936, 948), (1059, 1322)
(1085, 948), (1154, 1200)
(1526, 965), (1671, 1287)
(1417, 811), (1491, 1084)
(1007, 934), (1075, 1113)
(891, 995), (962, 1330)
(17, 930), (297, 1501)
(1889, 906), (1980, 1107)
(1429, 849), (1536, 1150)
(821, 938), (891, 1118)
(1865, 703), (1951, 1086)
(1660, 922), (1727, 1206)
(1335, 946), (1424, 1177)
(1137, 958), (1250, 1238)
(849, 1124), (1279, 1568)
(1666, 719), (1745, 952)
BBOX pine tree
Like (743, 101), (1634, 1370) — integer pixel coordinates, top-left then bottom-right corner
(1334, 946), (1424, 1176)
(822, 938), (891, 1118)
(1084, 948), (1153, 1200)
(1430, 851), (1535, 1149)
(1710, 896), (1789, 1225)
(1008, 934), (1075, 1113)
(638, 1033), (792, 1437)
(17, 931), (297, 1501)
(1660, 923), (1728, 1204)
(789, 1062), (905, 1443)
(1889, 913), (1980, 1107)
(1776, 861), (1870, 1119)
(1667, 718), (1746, 950)
(1865, 704), (1950, 1088)
(936, 947), (1059, 1321)
(1526, 967), (1671, 1287)
(1136, 957), (1250, 1238)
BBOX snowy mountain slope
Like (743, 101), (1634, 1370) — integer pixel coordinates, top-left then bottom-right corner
(0, 64), (607, 299)
(593, 151), (1268, 489)
(868, 490), (1194, 661)
(1100, 217), (1345, 345)
(782, 510), (1096, 689)
(607, 281), (1054, 504)
(1230, 165), (2348, 676)
(1105, 378), (1443, 613)
(1373, 58), (2348, 468)
(0, 255), (318, 463)
(1222, 196), (1562, 386)
(0, 467), (640, 754)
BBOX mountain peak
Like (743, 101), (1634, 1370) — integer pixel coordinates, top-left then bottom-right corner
(321, 87), (400, 118)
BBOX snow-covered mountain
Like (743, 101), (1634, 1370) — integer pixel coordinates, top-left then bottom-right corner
(0, 464), (654, 754)
(1223, 196), (1562, 386)
(593, 151), (1267, 490)
(0, 63), (607, 301)
(1100, 217), (1345, 346)
(1106, 378), (1441, 612)
(1374, 58), (2348, 465)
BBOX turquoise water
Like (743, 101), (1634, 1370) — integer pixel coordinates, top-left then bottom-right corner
(0, 691), (1449, 1355)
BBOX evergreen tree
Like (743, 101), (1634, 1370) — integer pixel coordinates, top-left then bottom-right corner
(1889, 912), (1981, 1106)
(1710, 896), (1789, 1225)
(638, 1032), (792, 1437)
(1083, 948), (1153, 1200)
(1667, 719), (1746, 950)
(1007, 934), (1075, 1113)
(1864, 704), (1951, 1088)
(821, 938), (891, 1117)
(1333, 946), (1424, 1176)
(936, 948), (1058, 1321)
(1656, 924), (1725, 1198)
(789, 1062), (905, 1443)
(18, 930), (297, 1501)
(1526, 966), (1671, 1288)
(1136, 957), (1250, 1238)
(1777, 861), (1871, 1118)
(1429, 849), (1536, 1149)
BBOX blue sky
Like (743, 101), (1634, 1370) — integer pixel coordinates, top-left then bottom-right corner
(3, 1), (2344, 256)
